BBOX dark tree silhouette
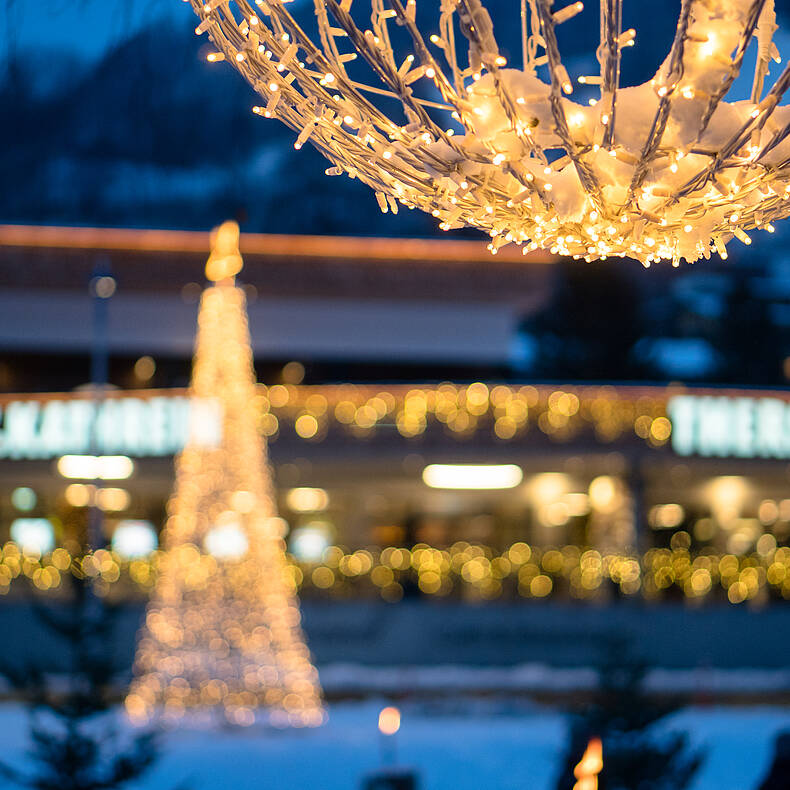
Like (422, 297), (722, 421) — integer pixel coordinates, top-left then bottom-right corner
(716, 271), (785, 386)
(757, 731), (790, 790)
(519, 260), (645, 380)
(0, 573), (158, 790)
(554, 638), (702, 790)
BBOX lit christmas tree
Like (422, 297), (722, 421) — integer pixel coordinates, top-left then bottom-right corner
(126, 221), (324, 728)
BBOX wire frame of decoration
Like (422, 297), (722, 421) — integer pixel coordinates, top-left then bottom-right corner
(188, 0), (790, 266)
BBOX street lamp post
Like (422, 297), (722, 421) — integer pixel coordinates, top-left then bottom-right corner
(87, 262), (115, 553)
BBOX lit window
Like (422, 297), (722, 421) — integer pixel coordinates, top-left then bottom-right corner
(57, 455), (134, 480)
(422, 464), (523, 490)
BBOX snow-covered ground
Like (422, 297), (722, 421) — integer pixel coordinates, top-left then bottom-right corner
(317, 663), (790, 697)
(1, 702), (788, 790)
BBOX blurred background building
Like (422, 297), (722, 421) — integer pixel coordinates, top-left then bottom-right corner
(0, 226), (788, 693)
(1, 0), (789, 702)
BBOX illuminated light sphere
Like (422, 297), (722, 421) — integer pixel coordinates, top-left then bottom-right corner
(64, 483), (93, 508)
(10, 518), (55, 556)
(378, 705), (401, 735)
(190, 0), (789, 265)
(588, 474), (618, 511)
(286, 486), (330, 512)
(289, 523), (331, 562)
(126, 221), (325, 728)
(203, 514), (250, 559)
(112, 520), (159, 559)
(134, 355), (156, 382)
(96, 487), (132, 512)
(10, 486), (37, 512)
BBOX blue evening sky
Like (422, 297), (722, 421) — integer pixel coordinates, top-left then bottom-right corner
(3, 0), (788, 94)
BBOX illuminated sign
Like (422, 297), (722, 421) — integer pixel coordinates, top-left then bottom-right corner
(0, 396), (222, 460)
(668, 395), (790, 458)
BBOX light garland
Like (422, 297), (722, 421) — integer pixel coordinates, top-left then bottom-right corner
(251, 382), (671, 446)
(4, 541), (789, 604)
(126, 222), (324, 727)
(189, 0), (790, 265)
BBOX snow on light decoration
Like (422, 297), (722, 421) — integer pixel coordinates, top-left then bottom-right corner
(126, 221), (324, 727)
(189, 0), (790, 265)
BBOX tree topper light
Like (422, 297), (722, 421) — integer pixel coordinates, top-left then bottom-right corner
(190, 0), (789, 266)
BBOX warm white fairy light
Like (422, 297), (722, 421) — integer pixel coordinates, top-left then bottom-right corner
(189, 0), (789, 266)
(126, 221), (324, 728)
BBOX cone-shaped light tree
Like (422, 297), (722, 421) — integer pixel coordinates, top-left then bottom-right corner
(126, 222), (324, 727)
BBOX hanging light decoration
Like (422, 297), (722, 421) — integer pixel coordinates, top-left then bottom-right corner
(126, 221), (325, 727)
(188, 0), (789, 265)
